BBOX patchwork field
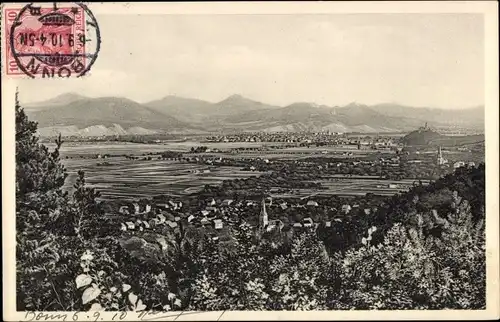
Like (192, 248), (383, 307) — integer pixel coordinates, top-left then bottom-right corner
(270, 178), (429, 199)
(48, 141), (292, 156)
(54, 141), (430, 201)
(61, 157), (267, 200)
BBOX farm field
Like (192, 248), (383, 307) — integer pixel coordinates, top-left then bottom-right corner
(61, 157), (267, 200)
(270, 178), (429, 199)
(47, 141), (293, 157)
(55, 141), (429, 201)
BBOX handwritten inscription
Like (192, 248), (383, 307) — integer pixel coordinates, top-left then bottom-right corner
(24, 311), (127, 322)
(23, 310), (225, 321)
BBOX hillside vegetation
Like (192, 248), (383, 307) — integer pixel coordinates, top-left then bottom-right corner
(402, 126), (484, 147)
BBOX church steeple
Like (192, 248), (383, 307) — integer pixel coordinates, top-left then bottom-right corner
(437, 146), (447, 165)
(259, 198), (269, 231)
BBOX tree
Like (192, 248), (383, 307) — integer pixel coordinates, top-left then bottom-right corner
(72, 170), (103, 240)
(267, 231), (330, 310)
(16, 91), (75, 310)
(335, 195), (485, 310)
(15, 92), (110, 311)
(16, 90), (67, 218)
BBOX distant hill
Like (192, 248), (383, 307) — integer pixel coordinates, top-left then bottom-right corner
(145, 96), (213, 123)
(36, 124), (161, 137)
(401, 125), (485, 147)
(401, 127), (444, 146)
(24, 93), (88, 112)
(370, 103), (484, 129)
(212, 94), (280, 115)
(25, 93), (485, 136)
(145, 94), (279, 125)
(223, 102), (426, 133)
(26, 96), (189, 131)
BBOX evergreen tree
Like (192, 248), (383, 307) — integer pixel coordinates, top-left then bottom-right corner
(16, 90), (67, 207)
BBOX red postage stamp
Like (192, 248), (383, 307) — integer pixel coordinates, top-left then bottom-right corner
(3, 2), (100, 78)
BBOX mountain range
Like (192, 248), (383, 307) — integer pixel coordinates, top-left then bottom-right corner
(25, 93), (484, 137)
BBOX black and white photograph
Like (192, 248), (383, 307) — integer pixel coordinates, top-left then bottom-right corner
(2, 1), (498, 320)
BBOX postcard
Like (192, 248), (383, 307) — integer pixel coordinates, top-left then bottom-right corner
(2, 1), (499, 321)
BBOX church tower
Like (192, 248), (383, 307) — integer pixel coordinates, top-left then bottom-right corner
(437, 146), (447, 165)
(259, 198), (269, 231)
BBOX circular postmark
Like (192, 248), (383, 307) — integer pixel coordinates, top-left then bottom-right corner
(8, 2), (100, 78)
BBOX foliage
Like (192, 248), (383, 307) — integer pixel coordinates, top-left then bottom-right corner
(335, 198), (485, 309)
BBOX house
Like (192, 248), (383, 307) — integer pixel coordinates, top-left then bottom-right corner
(303, 217), (314, 227)
(454, 161), (466, 169)
(157, 214), (166, 224)
(133, 203), (140, 214)
(174, 216), (181, 222)
(341, 204), (352, 214)
(125, 222), (135, 230)
(145, 204), (152, 213)
(325, 221), (332, 227)
(293, 223), (303, 228)
(209, 198), (216, 206)
(205, 206), (217, 212)
(201, 210), (210, 217)
(119, 206), (129, 215)
(468, 161), (476, 167)
(306, 200), (319, 207)
(333, 218), (342, 223)
(222, 199), (234, 206)
(200, 218), (210, 226)
(280, 203), (288, 210)
(267, 219), (284, 232)
(364, 208), (371, 215)
(120, 223), (127, 231)
(250, 166), (256, 171)
(388, 183), (399, 189)
(214, 219), (223, 230)
(143, 221), (150, 229)
(157, 203), (168, 209)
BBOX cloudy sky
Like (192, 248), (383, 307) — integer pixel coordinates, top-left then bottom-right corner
(19, 13), (484, 109)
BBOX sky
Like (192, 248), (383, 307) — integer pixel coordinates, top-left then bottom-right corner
(18, 13), (484, 109)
